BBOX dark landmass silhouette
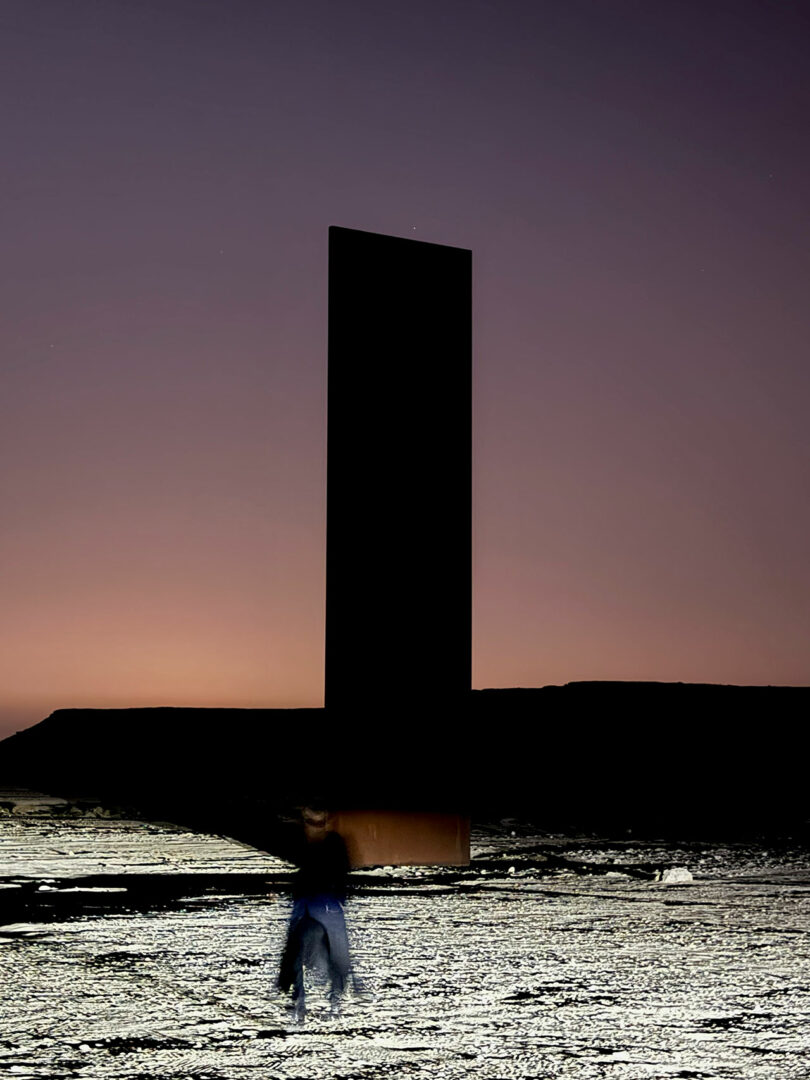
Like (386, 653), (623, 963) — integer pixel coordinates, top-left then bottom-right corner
(0, 682), (807, 846)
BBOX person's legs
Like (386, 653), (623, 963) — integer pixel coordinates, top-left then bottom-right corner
(279, 901), (308, 1019)
(283, 897), (352, 1017)
(303, 920), (330, 972)
(309, 899), (351, 1011)
(327, 935), (349, 1006)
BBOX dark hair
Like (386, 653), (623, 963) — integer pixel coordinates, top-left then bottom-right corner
(302, 806), (329, 826)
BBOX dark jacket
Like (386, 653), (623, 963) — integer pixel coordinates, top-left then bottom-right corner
(292, 830), (349, 902)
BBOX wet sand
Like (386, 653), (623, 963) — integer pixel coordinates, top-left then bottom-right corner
(1, 800), (809, 1079)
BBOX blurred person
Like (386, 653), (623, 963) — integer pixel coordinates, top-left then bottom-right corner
(277, 806), (352, 1021)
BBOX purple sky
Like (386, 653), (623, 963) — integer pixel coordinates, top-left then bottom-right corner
(2, 0), (809, 738)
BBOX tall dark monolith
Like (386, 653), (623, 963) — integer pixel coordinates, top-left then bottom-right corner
(325, 227), (472, 714)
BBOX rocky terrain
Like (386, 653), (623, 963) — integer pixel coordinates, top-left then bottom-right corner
(1, 793), (809, 1079)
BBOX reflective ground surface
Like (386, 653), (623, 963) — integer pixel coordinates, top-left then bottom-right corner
(1, 794), (809, 1079)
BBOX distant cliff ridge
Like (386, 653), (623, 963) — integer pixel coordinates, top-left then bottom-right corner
(0, 683), (807, 841)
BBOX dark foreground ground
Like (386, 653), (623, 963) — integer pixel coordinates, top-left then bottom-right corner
(1, 794), (809, 1080)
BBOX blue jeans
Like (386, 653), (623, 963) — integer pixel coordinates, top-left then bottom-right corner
(279, 895), (351, 1007)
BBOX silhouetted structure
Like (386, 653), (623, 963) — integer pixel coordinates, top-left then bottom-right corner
(325, 226), (472, 710)
(322, 228), (473, 863)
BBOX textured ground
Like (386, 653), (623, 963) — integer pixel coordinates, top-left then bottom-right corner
(1, 797), (809, 1079)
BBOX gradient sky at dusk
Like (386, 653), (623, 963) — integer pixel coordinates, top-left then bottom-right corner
(2, 0), (809, 738)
